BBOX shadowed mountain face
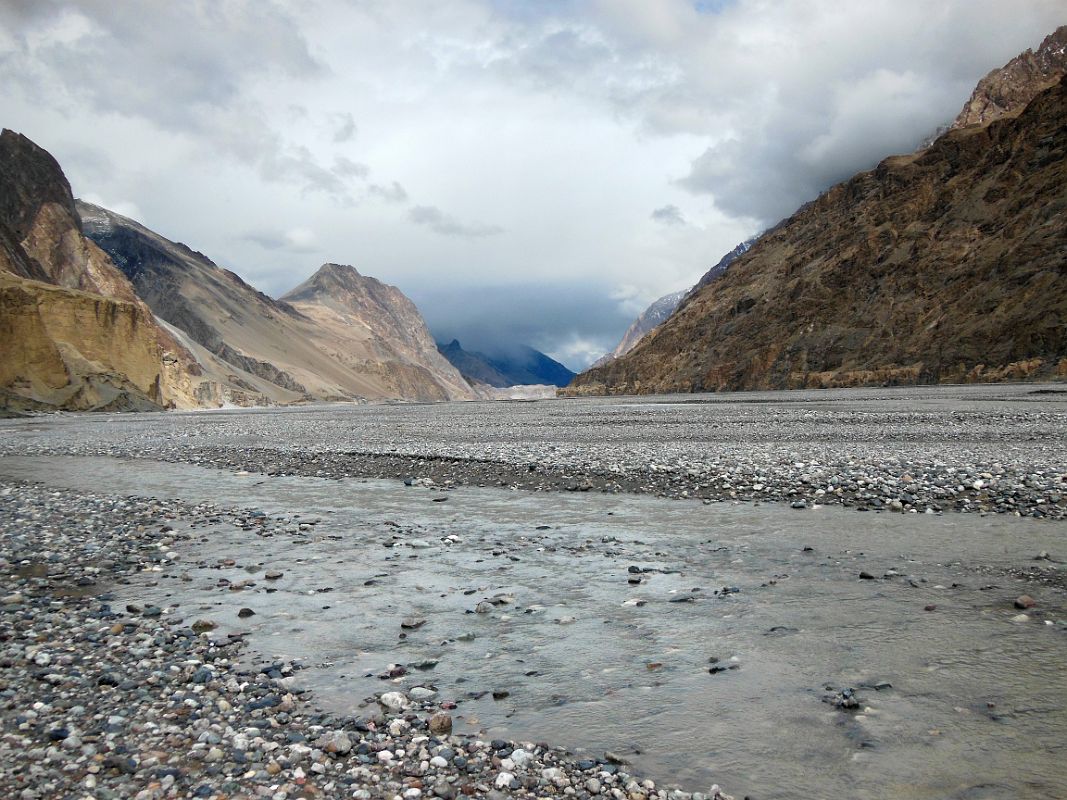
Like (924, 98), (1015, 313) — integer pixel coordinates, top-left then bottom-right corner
(80, 205), (475, 404)
(437, 339), (576, 388)
(0, 129), (202, 412)
(566, 72), (1067, 396)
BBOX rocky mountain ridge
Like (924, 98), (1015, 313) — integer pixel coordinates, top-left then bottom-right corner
(591, 290), (687, 369)
(81, 204), (475, 405)
(592, 237), (758, 370)
(565, 72), (1067, 395)
(951, 24), (1067, 130)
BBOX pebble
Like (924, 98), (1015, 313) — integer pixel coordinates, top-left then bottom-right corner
(3, 390), (1063, 799)
(429, 713), (453, 735)
(0, 484), (715, 800)
(379, 691), (411, 711)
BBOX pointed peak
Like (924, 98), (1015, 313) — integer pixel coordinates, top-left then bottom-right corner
(280, 262), (371, 302)
(314, 262), (361, 280)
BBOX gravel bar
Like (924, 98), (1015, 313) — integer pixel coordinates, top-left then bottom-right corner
(1, 384), (1066, 518)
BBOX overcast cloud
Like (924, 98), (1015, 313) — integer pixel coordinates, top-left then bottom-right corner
(1, 1), (1062, 368)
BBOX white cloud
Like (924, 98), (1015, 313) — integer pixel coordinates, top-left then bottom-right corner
(2, 0), (1063, 360)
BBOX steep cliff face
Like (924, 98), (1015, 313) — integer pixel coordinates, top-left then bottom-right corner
(952, 25), (1067, 130)
(0, 131), (138, 299)
(0, 130), (202, 411)
(0, 273), (194, 411)
(566, 75), (1067, 396)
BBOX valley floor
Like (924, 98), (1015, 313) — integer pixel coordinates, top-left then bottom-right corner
(1, 384), (1065, 799)
(2, 382), (1066, 518)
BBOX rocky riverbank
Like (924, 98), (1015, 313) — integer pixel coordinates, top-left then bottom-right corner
(0, 481), (730, 800)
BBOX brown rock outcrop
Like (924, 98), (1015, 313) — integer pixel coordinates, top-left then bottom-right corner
(566, 75), (1067, 396)
(952, 25), (1067, 130)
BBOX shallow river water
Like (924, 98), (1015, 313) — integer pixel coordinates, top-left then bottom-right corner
(2, 455), (1066, 799)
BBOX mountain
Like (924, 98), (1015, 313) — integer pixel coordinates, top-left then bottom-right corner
(279, 264), (475, 401)
(80, 203), (475, 404)
(951, 25), (1067, 130)
(437, 339), (576, 387)
(591, 290), (687, 369)
(436, 339), (512, 387)
(0, 129), (202, 412)
(564, 70), (1067, 395)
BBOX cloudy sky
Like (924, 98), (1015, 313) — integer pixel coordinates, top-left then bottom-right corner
(2, 1), (1063, 368)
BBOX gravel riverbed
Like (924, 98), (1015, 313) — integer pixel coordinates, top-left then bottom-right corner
(2, 384), (1065, 518)
(2, 384), (1066, 799)
(1, 482), (720, 800)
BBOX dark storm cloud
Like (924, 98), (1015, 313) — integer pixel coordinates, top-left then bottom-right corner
(408, 281), (635, 371)
(651, 204), (686, 225)
(408, 205), (504, 238)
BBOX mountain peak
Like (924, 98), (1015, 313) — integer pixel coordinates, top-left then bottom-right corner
(309, 262), (363, 287)
(0, 128), (78, 243)
(316, 262), (361, 279)
(951, 24), (1067, 130)
(281, 263), (369, 303)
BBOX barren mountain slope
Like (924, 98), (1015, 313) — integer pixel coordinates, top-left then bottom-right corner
(81, 205), (474, 403)
(591, 290), (687, 369)
(280, 264), (476, 401)
(566, 76), (1067, 395)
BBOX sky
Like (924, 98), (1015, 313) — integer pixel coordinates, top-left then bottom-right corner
(1, 1), (1063, 369)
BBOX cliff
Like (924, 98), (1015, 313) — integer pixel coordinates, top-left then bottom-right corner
(0, 130), (202, 411)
